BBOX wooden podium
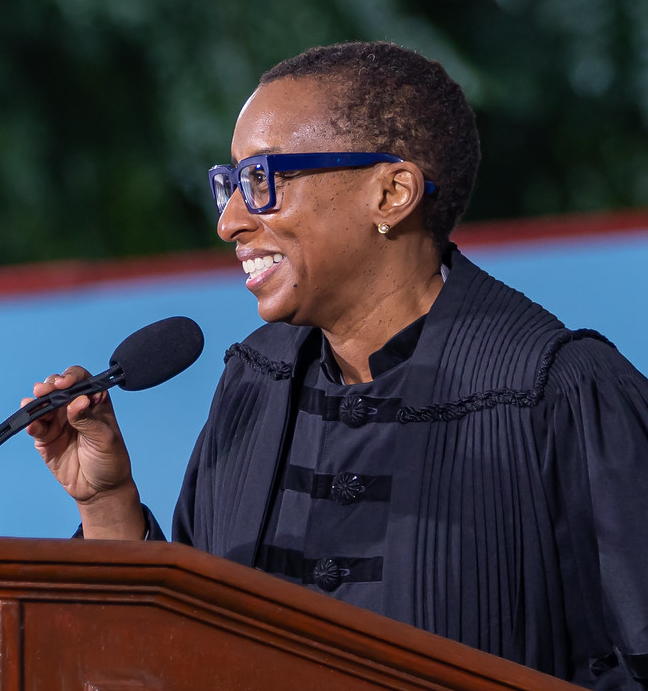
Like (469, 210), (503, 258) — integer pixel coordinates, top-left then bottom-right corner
(0, 538), (579, 690)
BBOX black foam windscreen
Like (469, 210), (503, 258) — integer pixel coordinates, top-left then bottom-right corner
(109, 316), (205, 391)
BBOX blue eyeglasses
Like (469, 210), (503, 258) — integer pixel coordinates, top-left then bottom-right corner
(208, 152), (437, 214)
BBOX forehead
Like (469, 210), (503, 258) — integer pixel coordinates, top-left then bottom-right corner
(231, 78), (343, 161)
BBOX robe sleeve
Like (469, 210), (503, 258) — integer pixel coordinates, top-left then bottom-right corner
(549, 344), (648, 688)
(72, 503), (166, 540)
(171, 423), (208, 546)
(171, 371), (229, 547)
(141, 504), (166, 540)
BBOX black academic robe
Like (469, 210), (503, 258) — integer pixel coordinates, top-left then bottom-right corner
(167, 247), (648, 690)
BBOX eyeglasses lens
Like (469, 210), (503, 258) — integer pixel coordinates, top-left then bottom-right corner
(240, 163), (270, 211)
(213, 173), (234, 213)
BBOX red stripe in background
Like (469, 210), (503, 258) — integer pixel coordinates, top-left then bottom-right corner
(1, 208), (647, 298)
(452, 207), (648, 248)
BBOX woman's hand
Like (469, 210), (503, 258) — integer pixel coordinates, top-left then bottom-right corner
(23, 366), (146, 539)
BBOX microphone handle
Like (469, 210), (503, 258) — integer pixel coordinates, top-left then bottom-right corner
(0, 365), (124, 447)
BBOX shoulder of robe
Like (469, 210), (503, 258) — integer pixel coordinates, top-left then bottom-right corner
(222, 322), (311, 381)
(439, 251), (631, 401)
(398, 328), (619, 423)
(543, 334), (647, 396)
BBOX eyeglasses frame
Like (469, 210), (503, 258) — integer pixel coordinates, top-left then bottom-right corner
(208, 152), (437, 214)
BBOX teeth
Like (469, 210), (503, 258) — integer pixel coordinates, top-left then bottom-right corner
(241, 253), (285, 278)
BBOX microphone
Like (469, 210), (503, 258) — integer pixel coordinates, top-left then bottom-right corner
(0, 316), (204, 447)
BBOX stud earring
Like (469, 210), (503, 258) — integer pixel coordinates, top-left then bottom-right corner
(377, 223), (391, 235)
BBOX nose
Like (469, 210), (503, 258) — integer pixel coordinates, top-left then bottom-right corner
(216, 188), (259, 243)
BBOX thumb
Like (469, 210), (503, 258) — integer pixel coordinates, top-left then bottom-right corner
(66, 395), (106, 438)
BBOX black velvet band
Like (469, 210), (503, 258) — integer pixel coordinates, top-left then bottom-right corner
(283, 465), (392, 502)
(257, 545), (383, 585)
(297, 386), (401, 423)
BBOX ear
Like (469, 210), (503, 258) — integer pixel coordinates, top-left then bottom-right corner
(374, 161), (426, 228)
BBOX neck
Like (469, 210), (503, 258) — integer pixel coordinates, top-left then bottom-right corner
(322, 267), (444, 385)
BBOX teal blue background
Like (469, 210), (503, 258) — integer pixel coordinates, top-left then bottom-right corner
(1, 233), (646, 539)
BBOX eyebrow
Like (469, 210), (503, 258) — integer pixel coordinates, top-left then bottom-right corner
(231, 147), (282, 166)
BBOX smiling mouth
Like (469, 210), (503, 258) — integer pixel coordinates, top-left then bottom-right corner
(242, 253), (284, 280)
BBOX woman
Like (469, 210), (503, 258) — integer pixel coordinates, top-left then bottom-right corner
(27, 42), (648, 689)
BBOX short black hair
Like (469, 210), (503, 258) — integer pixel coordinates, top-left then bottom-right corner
(260, 41), (481, 250)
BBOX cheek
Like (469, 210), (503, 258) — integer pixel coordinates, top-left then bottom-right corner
(274, 179), (371, 272)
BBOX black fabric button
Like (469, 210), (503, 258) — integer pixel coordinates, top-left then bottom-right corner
(313, 558), (342, 591)
(339, 394), (369, 427)
(331, 472), (366, 504)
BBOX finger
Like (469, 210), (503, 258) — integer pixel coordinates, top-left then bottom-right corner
(90, 390), (108, 406)
(26, 418), (53, 439)
(34, 372), (63, 397)
(33, 366), (91, 397)
(34, 381), (56, 397)
(25, 406), (60, 429)
(24, 389), (71, 431)
(67, 395), (91, 421)
(67, 394), (120, 447)
(67, 395), (110, 439)
(29, 388), (108, 429)
(22, 398), (47, 438)
(26, 408), (67, 442)
(60, 365), (92, 383)
(66, 395), (112, 446)
(23, 395), (68, 442)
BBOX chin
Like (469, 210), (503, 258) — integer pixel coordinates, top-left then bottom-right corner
(257, 298), (313, 327)
(257, 300), (297, 325)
